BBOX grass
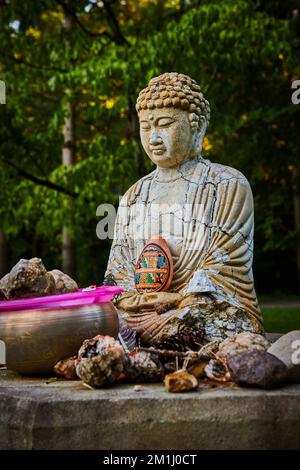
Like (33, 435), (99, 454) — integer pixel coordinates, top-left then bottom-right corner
(258, 294), (300, 303)
(262, 307), (300, 333)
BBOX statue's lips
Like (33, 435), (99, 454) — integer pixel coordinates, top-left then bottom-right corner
(151, 147), (166, 156)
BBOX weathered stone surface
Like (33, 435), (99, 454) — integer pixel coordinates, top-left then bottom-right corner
(227, 351), (288, 389)
(1, 369), (300, 450)
(217, 332), (270, 359)
(49, 269), (78, 294)
(268, 331), (300, 383)
(0, 258), (55, 299)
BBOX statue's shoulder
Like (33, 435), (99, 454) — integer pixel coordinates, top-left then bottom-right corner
(120, 170), (156, 204)
(204, 159), (251, 189)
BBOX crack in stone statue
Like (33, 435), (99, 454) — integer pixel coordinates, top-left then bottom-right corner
(104, 72), (263, 349)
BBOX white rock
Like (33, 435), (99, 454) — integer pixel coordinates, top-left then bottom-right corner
(268, 331), (300, 383)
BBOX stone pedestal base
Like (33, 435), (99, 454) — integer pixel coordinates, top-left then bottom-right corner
(1, 369), (300, 450)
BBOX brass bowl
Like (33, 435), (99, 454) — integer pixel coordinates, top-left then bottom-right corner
(0, 302), (119, 375)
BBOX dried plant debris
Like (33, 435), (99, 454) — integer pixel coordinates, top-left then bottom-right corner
(187, 359), (209, 379)
(45, 377), (58, 384)
(75, 335), (125, 388)
(54, 356), (78, 380)
(82, 382), (96, 391)
(164, 369), (198, 393)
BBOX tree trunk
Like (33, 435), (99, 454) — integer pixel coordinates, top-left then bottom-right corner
(292, 166), (300, 293)
(61, 13), (76, 278)
(0, 231), (8, 278)
(62, 101), (76, 278)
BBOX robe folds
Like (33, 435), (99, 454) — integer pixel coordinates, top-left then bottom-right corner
(105, 156), (263, 337)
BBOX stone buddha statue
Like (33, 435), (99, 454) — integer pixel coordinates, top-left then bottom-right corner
(105, 72), (263, 350)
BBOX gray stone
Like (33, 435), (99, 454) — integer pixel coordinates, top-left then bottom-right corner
(227, 350), (288, 389)
(0, 258), (55, 299)
(217, 332), (270, 359)
(49, 269), (78, 294)
(1, 369), (300, 450)
(268, 331), (300, 383)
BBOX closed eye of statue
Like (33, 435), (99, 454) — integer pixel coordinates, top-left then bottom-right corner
(157, 117), (175, 127)
(140, 121), (151, 131)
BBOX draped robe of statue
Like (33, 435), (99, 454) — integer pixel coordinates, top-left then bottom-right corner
(105, 156), (263, 346)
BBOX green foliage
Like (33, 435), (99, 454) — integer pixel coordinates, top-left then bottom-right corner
(0, 0), (299, 290)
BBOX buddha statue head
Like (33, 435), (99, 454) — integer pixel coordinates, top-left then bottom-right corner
(136, 72), (210, 169)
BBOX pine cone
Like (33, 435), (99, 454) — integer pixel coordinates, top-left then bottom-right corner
(159, 326), (205, 352)
(75, 335), (125, 387)
(124, 351), (164, 383)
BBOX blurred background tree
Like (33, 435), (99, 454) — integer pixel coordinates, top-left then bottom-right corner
(0, 0), (300, 298)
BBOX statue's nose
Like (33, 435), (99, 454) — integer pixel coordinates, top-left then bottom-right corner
(149, 131), (163, 146)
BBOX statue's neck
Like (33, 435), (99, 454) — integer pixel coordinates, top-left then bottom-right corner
(155, 155), (203, 182)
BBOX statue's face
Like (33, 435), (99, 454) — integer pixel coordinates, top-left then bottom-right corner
(139, 107), (194, 169)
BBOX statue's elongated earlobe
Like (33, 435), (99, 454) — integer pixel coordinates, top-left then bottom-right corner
(191, 120), (206, 157)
